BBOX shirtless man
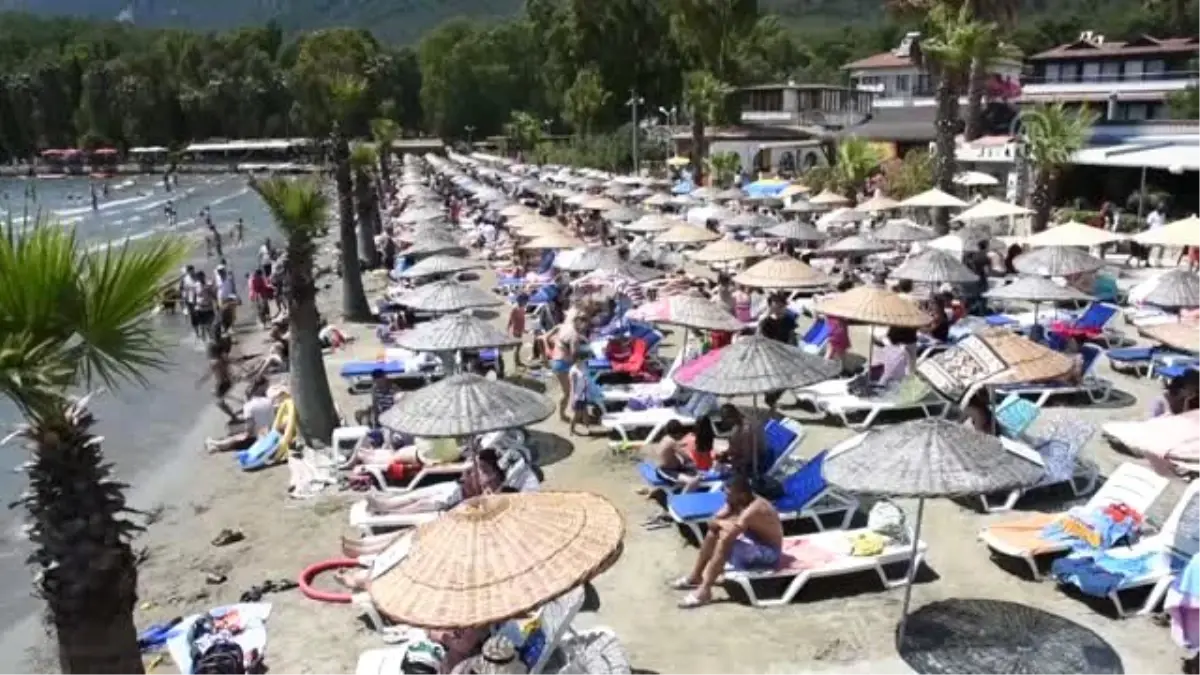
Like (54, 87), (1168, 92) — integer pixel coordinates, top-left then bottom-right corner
(671, 473), (784, 608)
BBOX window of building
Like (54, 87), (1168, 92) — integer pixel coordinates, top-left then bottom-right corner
(1082, 61), (1101, 81)
(1061, 62), (1081, 82)
(916, 73), (932, 94)
(895, 74), (911, 94)
(1100, 61), (1121, 82)
(1125, 60), (1144, 81)
(1044, 63), (1062, 82)
(1125, 103), (1149, 120)
(1145, 59), (1166, 78)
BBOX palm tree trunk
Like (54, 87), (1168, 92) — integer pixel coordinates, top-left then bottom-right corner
(963, 56), (987, 141)
(26, 405), (144, 674)
(1031, 167), (1054, 233)
(334, 136), (373, 322)
(355, 168), (380, 268)
(690, 118), (705, 186)
(284, 241), (340, 443)
(932, 79), (960, 235)
(377, 143), (392, 194)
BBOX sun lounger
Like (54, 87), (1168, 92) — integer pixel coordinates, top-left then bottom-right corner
(340, 351), (442, 390)
(635, 418), (806, 493)
(814, 388), (951, 430)
(1054, 480), (1199, 617)
(978, 462), (1172, 579)
(667, 450), (859, 541)
(977, 418), (1100, 513)
(798, 317), (832, 355)
(994, 344), (1112, 407)
(1049, 302), (1121, 346)
(721, 526), (927, 607)
(601, 391), (718, 445)
(1107, 345), (1160, 376)
(599, 350), (687, 407)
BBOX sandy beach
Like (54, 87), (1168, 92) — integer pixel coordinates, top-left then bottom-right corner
(11, 214), (1192, 674)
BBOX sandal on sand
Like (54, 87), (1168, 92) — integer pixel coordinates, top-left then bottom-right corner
(641, 514), (672, 531)
(678, 592), (710, 609)
(211, 529), (245, 547)
(668, 576), (698, 591)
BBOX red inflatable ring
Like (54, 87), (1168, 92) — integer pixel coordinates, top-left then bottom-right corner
(299, 558), (361, 604)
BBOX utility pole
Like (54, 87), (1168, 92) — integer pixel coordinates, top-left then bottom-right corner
(626, 90), (644, 175)
(464, 125), (475, 147)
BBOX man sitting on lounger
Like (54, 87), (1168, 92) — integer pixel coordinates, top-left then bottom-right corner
(672, 473), (784, 608)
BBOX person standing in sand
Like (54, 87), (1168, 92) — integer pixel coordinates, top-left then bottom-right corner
(671, 474), (784, 608)
(507, 293), (528, 368)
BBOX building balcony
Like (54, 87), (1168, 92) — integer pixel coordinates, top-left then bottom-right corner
(1022, 70), (1198, 98)
(740, 109), (871, 128)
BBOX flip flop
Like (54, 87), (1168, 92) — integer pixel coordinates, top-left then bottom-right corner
(210, 529), (245, 547)
(677, 592), (710, 609)
(668, 576), (698, 591)
(641, 514), (672, 531)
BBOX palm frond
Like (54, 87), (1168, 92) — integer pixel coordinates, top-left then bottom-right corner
(249, 177), (329, 251)
(350, 144), (378, 171)
(1022, 102), (1097, 170)
(370, 117), (399, 144)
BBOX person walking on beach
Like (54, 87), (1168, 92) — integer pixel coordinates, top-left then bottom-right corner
(507, 294), (528, 368)
(202, 336), (243, 424)
(567, 351), (591, 436)
(215, 264), (240, 335)
(234, 217), (245, 245)
(192, 270), (218, 342)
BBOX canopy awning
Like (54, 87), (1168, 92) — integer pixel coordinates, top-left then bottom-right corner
(1073, 142), (1200, 172)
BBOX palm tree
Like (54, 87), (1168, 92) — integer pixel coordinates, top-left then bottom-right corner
(370, 115), (399, 196)
(327, 74), (374, 322)
(1022, 103), (1097, 233)
(918, 2), (994, 233)
(250, 177), (340, 442)
(705, 151), (741, 188)
(562, 67), (611, 137)
(351, 144), (381, 268)
(683, 70), (731, 186)
(832, 136), (884, 198)
(0, 220), (186, 674)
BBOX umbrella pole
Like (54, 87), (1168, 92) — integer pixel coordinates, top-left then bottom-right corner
(896, 496), (926, 646)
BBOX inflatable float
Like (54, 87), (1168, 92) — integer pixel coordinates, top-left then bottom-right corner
(236, 397), (298, 471)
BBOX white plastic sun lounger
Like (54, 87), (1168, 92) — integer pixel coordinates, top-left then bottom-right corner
(978, 462), (1171, 579)
(994, 344), (1113, 408)
(722, 526), (928, 607)
(978, 419), (1100, 513)
(1056, 480), (1199, 617)
(600, 392), (718, 445)
(815, 390), (951, 430)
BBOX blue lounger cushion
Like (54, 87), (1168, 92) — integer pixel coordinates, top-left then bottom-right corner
(636, 461), (725, 488)
(985, 314), (1018, 326)
(1108, 347), (1155, 362)
(340, 360), (406, 378)
(671, 490), (728, 520)
(669, 451), (830, 520)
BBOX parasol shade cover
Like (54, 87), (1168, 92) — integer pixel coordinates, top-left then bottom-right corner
(380, 373), (554, 437)
(673, 335), (841, 395)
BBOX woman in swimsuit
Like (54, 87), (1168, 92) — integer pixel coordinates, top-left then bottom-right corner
(549, 314), (585, 422)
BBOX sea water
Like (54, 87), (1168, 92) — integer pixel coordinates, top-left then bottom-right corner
(0, 174), (282, 642)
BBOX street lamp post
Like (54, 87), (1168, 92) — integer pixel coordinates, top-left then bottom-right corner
(464, 125), (476, 146)
(627, 90), (644, 175)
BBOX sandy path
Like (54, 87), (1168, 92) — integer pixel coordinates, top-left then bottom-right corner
(16, 232), (1187, 674)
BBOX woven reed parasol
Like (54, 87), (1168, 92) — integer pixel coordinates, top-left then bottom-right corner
(399, 255), (485, 280)
(604, 205), (644, 223)
(370, 491), (623, 629)
(1142, 321), (1200, 354)
(808, 189), (850, 206)
(626, 294), (744, 332)
(782, 199), (819, 214)
(953, 197), (1032, 221)
(1139, 269), (1200, 309)
(392, 313), (520, 352)
(873, 218), (936, 243)
(553, 246), (623, 273)
(1132, 215), (1200, 248)
(734, 255), (829, 289)
(898, 598), (1124, 675)
(673, 335), (840, 396)
(689, 239), (761, 263)
(917, 330), (1076, 402)
(670, 194), (701, 208)
(814, 285), (930, 327)
(642, 192), (673, 207)
(1025, 221), (1124, 248)
(515, 219), (567, 239)
(395, 280), (505, 313)
(764, 220), (826, 241)
(726, 212), (779, 230)
(815, 234), (891, 258)
(398, 223), (447, 243)
(654, 223), (721, 245)
(379, 373), (555, 437)
(622, 214), (680, 233)
(499, 204), (532, 218)
(821, 207), (869, 226)
(857, 194), (902, 213)
(985, 276), (1093, 303)
(406, 235), (467, 258)
(891, 248), (979, 285)
(824, 418), (1045, 645)
(564, 193), (589, 207)
(604, 184), (632, 199)
(899, 188), (968, 209)
(1012, 246), (1104, 277)
(521, 233), (584, 250)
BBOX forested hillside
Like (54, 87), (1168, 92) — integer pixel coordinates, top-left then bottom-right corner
(1, 0), (1194, 45)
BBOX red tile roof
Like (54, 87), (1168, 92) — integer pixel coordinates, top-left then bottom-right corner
(843, 52), (915, 70)
(1031, 35), (1199, 60)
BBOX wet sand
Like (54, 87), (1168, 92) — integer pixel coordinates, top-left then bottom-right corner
(14, 232), (1192, 674)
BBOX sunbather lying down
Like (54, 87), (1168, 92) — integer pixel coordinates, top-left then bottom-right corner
(670, 474), (784, 609)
